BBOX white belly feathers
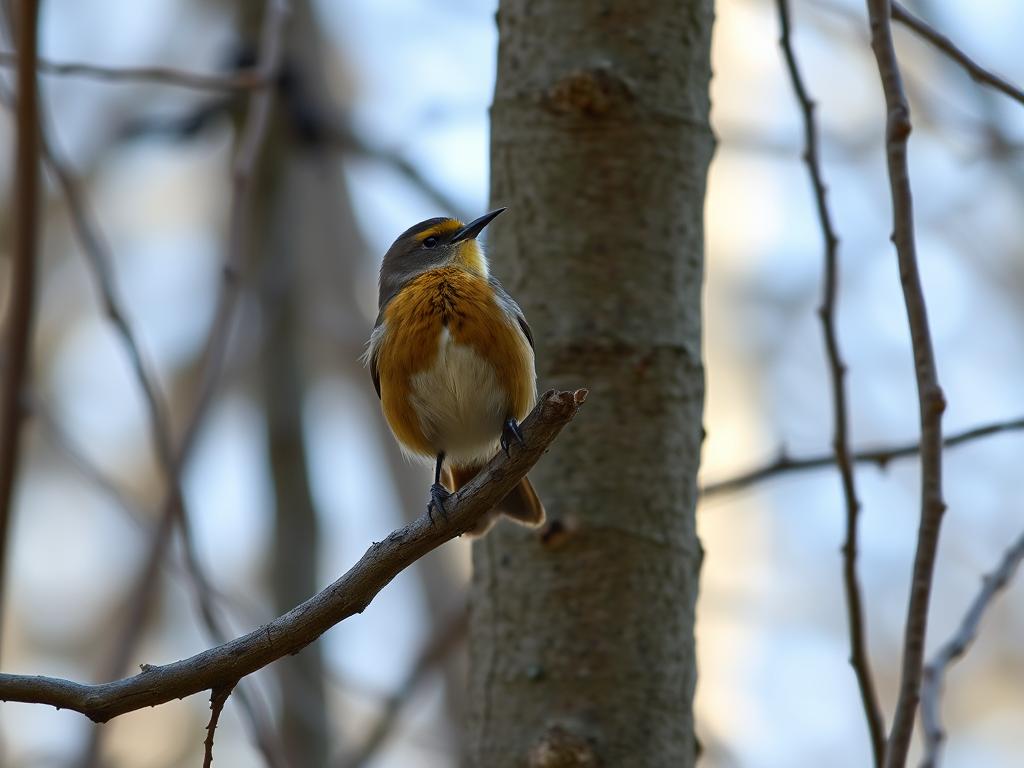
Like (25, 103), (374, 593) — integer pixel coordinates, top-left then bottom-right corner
(409, 327), (509, 465)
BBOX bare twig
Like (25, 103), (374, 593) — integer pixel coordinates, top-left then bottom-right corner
(700, 415), (1024, 497)
(203, 684), (237, 768)
(338, 606), (469, 768)
(891, 2), (1024, 109)
(0, 0), (41, 654)
(776, 1), (885, 762)
(0, 50), (266, 91)
(864, 2), (947, 767)
(0, 389), (585, 722)
(37, 130), (179, 480)
(919, 529), (1024, 768)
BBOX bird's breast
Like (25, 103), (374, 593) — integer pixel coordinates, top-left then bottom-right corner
(375, 268), (536, 463)
(408, 326), (510, 463)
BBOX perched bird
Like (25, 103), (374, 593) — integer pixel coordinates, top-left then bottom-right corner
(364, 208), (544, 535)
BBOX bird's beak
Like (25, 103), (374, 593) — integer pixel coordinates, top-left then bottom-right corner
(451, 207), (506, 243)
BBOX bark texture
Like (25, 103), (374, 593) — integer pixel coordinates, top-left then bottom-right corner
(468, 2), (713, 766)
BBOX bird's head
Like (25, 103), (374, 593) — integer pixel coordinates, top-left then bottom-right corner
(377, 208), (505, 309)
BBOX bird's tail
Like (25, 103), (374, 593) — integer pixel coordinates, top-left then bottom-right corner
(444, 464), (545, 537)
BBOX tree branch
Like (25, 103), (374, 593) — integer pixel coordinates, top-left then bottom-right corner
(864, 2), (947, 767)
(0, 389), (585, 723)
(700, 415), (1024, 498)
(0, 50), (266, 91)
(891, 2), (1024, 109)
(0, 0), (41, 656)
(35, 123), (178, 480)
(919, 529), (1024, 768)
(203, 684), (236, 768)
(776, 1), (885, 762)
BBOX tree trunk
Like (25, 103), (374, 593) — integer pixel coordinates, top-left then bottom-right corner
(251, 1), (335, 764)
(468, 2), (713, 766)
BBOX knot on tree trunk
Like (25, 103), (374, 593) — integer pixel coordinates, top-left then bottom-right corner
(527, 724), (600, 768)
(544, 66), (632, 117)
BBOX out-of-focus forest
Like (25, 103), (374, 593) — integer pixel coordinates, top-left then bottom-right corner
(0, 0), (1022, 766)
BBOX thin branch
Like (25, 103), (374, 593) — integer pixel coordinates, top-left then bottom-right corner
(0, 50), (266, 91)
(776, 0), (885, 762)
(891, 2), (1024, 109)
(32, 72), (183, 554)
(203, 684), (237, 768)
(0, 0), (41, 655)
(339, 606), (468, 768)
(865, 2), (948, 767)
(919, 529), (1024, 768)
(700, 415), (1024, 497)
(0, 389), (585, 723)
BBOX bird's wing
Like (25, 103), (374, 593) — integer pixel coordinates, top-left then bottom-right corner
(363, 312), (385, 400)
(371, 352), (381, 399)
(490, 277), (534, 350)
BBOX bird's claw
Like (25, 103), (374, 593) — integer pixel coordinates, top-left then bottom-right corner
(427, 483), (452, 524)
(500, 418), (526, 457)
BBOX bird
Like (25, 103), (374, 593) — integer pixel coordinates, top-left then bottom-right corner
(364, 208), (544, 535)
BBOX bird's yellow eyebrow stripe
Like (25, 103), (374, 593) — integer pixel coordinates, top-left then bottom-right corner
(418, 219), (463, 241)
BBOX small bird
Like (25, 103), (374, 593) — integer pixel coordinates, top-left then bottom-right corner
(364, 208), (544, 535)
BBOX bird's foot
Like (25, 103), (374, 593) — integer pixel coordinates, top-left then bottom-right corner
(500, 417), (526, 457)
(427, 483), (452, 524)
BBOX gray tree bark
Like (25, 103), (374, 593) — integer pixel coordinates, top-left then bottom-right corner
(468, 2), (713, 766)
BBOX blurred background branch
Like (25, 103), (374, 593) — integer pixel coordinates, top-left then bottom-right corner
(700, 415), (1024, 497)
(0, 0), (40, 659)
(0, 50), (266, 92)
(920, 528), (1024, 768)
(0, 0), (291, 763)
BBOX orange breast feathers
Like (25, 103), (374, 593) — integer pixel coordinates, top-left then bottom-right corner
(373, 267), (535, 458)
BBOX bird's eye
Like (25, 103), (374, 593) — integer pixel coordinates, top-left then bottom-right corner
(422, 236), (439, 249)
